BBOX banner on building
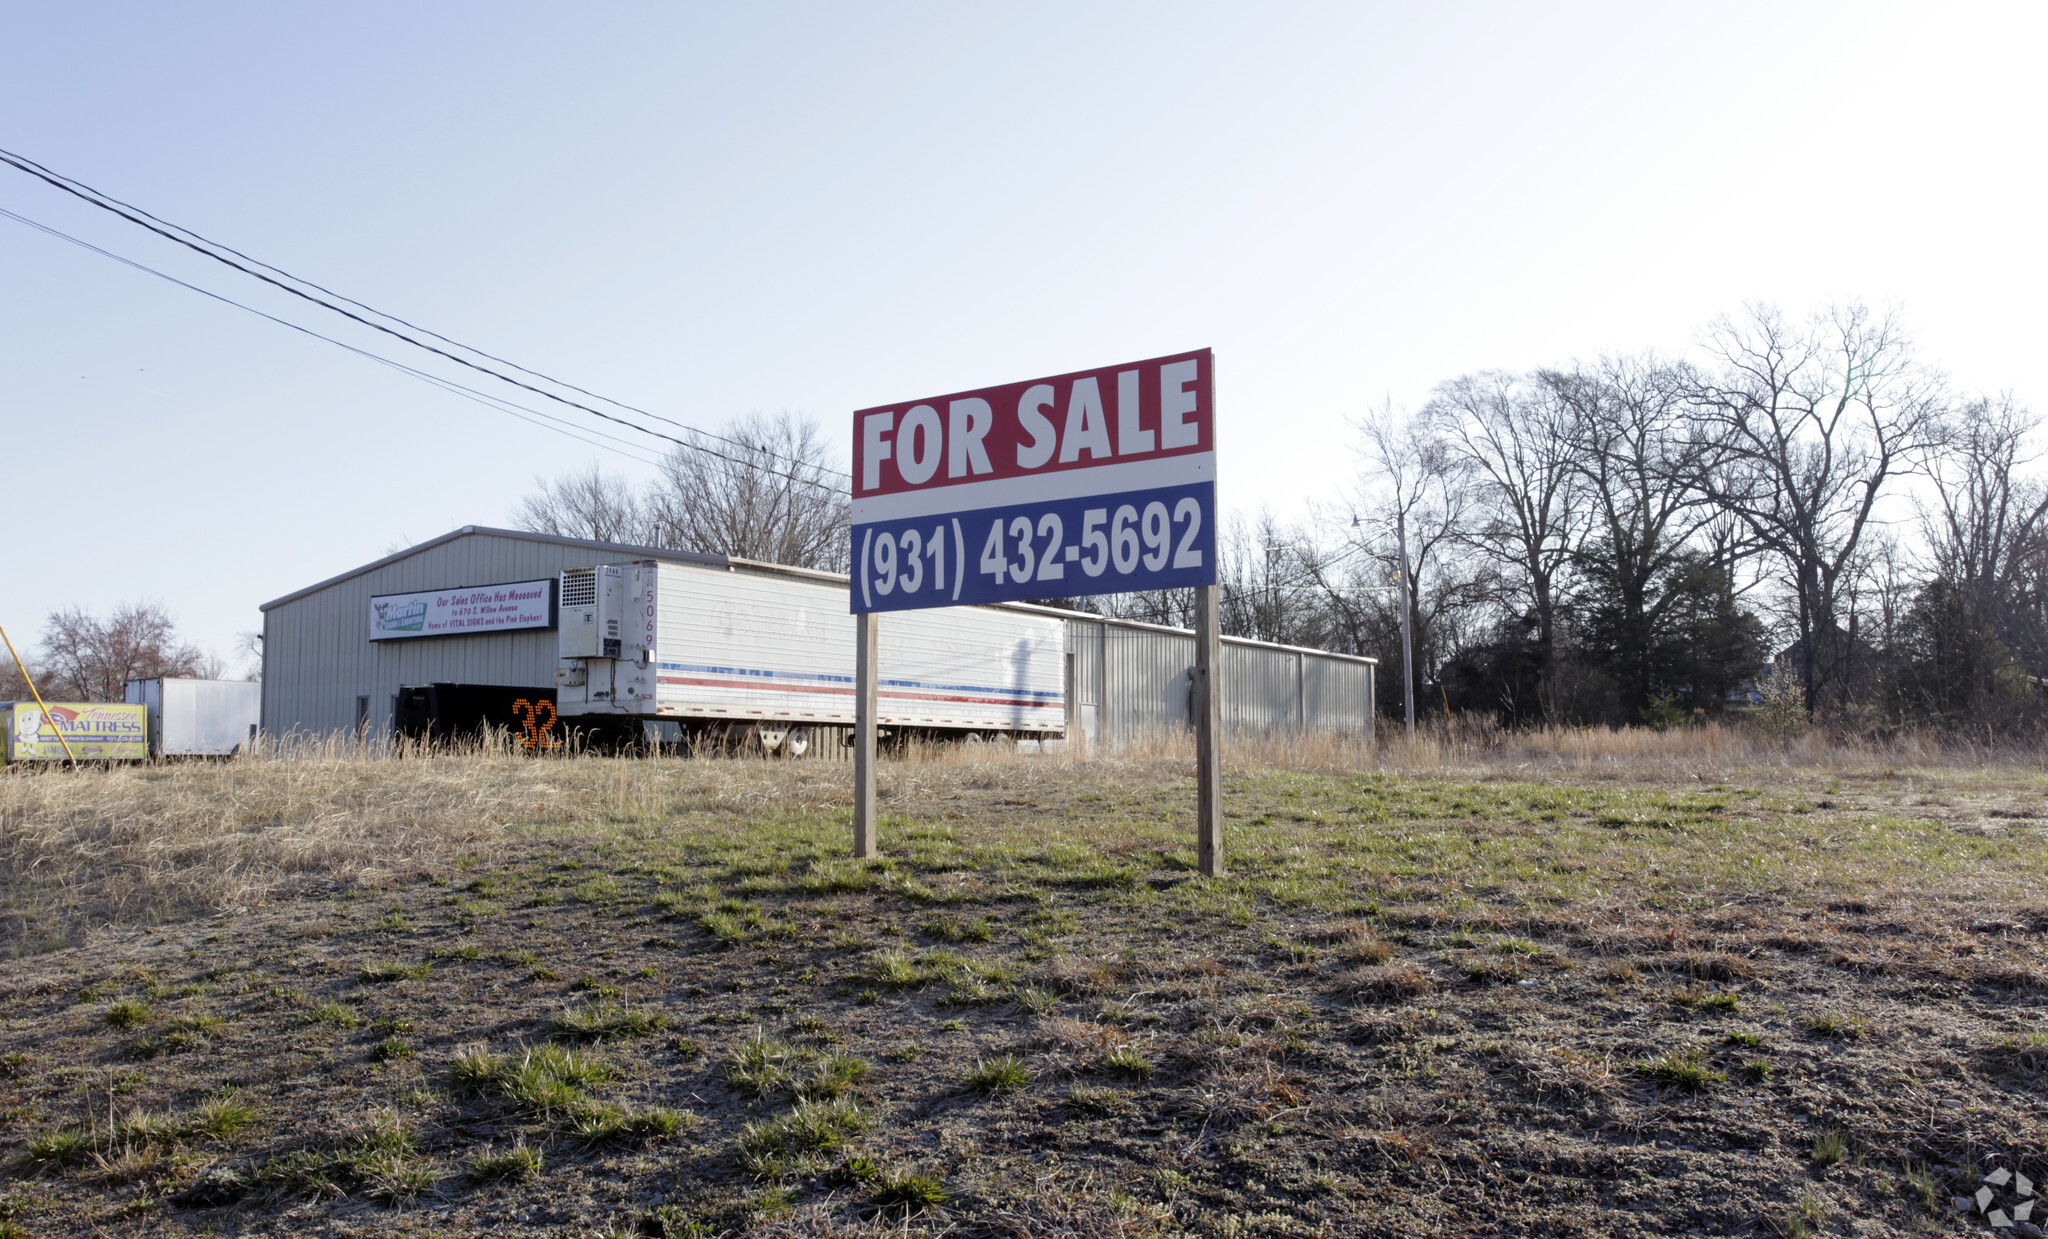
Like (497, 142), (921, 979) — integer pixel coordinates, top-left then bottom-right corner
(370, 579), (557, 641)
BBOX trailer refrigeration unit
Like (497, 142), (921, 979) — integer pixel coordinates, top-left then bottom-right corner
(552, 560), (1065, 753)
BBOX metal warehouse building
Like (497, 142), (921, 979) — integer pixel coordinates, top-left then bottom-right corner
(259, 526), (1375, 747)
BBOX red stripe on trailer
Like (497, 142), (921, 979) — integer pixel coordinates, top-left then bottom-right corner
(656, 675), (1051, 710)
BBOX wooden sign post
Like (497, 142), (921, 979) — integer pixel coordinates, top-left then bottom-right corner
(852, 610), (879, 859)
(1193, 582), (1224, 876)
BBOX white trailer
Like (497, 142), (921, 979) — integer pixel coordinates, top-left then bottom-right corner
(124, 678), (262, 757)
(553, 560), (1064, 752)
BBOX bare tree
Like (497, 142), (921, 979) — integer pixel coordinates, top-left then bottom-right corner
(1424, 370), (1579, 699)
(1545, 354), (1730, 719)
(37, 602), (209, 701)
(1863, 534), (1915, 656)
(514, 464), (656, 545)
(1920, 396), (2048, 614)
(1348, 401), (1478, 714)
(1097, 587), (1196, 630)
(1069, 512), (1372, 651)
(1907, 395), (2048, 709)
(649, 412), (850, 571)
(235, 630), (265, 682)
(1294, 506), (1390, 659)
(1691, 303), (1948, 714)
(1, 649), (36, 701)
(1087, 515), (1296, 638)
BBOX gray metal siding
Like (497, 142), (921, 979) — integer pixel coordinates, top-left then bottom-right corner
(1071, 622), (1102, 706)
(1063, 616), (1376, 745)
(1304, 657), (1374, 735)
(1222, 644), (1295, 732)
(1107, 625), (1195, 734)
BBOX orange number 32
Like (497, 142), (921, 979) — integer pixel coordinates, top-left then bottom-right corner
(511, 698), (561, 751)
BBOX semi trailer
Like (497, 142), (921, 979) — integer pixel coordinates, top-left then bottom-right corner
(124, 677), (261, 757)
(550, 559), (1065, 753)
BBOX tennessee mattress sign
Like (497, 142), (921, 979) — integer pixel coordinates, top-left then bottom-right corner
(3, 703), (148, 762)
(369, 579), (557, 641)
(850, 348), (1218, 613)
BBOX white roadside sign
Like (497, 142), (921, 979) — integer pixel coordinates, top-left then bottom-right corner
(369, 579), (556, 641)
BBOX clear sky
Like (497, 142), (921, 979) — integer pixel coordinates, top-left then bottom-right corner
(2, 2), (2042, 669)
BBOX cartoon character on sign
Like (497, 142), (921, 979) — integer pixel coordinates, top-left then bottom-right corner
(11, 707), (43, 757)
(372, 598), (428, 634)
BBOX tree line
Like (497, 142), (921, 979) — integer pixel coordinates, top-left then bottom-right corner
(518, 303), (2047, 734)
(2, 602), (227, 703)
(1201, 301), (2046, 733)
(515, 412), (851, 573)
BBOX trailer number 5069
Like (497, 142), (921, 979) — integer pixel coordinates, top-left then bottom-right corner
(980, 498), (1202, 585)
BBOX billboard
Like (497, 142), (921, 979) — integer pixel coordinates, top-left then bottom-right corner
(850, 349), (1216, 613)
(370, 579), (556, 641)
(2, 702), (149, 762)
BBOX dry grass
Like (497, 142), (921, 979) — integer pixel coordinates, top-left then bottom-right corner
(1330, 962), (1436, 1003)
(0, 735), (844, 954)
(1102, 715), (2048, 779)
(7, 719), (2048, 957)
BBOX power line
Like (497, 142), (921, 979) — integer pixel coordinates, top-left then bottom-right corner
(1, 152), (718, 440)
(0, 205), (668, 468)
(0, 204), (666, 466)
(0, 146), (849, 490)
(0, 145), (844, 480)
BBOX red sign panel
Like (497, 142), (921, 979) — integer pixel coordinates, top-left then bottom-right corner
(852, 348), (1213, 499)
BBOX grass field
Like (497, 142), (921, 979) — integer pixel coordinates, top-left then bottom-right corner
(0, 736), (2043, 1236)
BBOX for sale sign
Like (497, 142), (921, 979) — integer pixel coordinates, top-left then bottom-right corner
(850, 349), (1217, 613)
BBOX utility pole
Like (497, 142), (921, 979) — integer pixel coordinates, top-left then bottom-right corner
(1397, 509), (1415, 737)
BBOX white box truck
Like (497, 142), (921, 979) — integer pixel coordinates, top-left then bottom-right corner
(553, 560), (1064, 753)
(124, 678), (262, 757)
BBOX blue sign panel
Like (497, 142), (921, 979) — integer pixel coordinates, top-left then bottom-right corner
(854, 479), (1216, 612)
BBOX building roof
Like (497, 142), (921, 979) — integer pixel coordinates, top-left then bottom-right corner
(257, 526), (727, 612)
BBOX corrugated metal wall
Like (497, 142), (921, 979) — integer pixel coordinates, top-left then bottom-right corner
(1065, 616), (1375, 745)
